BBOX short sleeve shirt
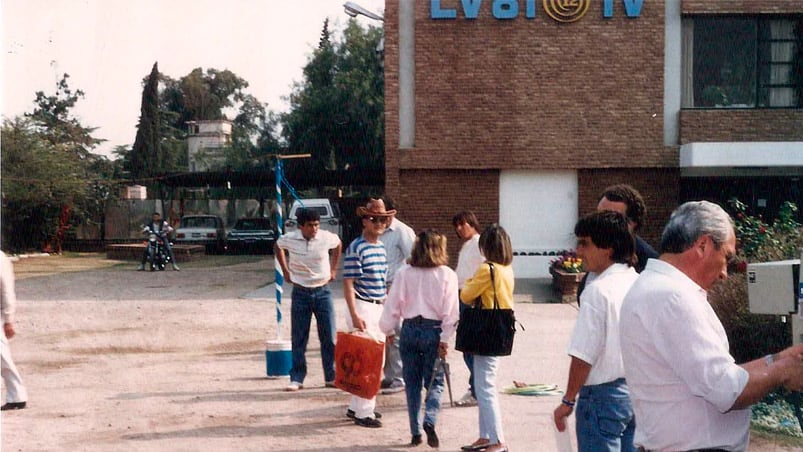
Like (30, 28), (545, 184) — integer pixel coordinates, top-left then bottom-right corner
(343, 236), (388, 300)
(276, 229), (341, 288)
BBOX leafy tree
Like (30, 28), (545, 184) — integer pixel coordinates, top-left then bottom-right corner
(281, 19), (384, 174)
(2, 76), (113, 252)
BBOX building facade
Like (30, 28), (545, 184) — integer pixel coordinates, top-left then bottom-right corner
(382, 0), (803, 277)
(187, 120), (233, 172)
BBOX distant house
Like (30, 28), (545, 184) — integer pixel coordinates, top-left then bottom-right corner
(186, 120), (232, 172)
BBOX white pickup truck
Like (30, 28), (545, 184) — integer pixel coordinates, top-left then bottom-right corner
(283, 198), (343, 238)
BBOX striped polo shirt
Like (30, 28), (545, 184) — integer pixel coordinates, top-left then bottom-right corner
(343, 236), (388, 301)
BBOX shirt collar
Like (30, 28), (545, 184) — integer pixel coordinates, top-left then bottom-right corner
(644, 258), (707, 296)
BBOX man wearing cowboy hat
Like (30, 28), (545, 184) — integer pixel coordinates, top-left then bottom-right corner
(342, 198), (394, 428)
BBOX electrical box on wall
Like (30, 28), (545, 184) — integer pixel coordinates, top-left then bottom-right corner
(746, 259), (800, 315)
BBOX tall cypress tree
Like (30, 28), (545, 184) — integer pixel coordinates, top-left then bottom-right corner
(131, 62), (162, 181)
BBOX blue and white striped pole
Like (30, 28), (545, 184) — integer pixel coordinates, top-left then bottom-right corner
(274, 158), (285, 340)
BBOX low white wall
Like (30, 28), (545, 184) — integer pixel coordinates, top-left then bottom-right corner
(512, 255), (555, 279)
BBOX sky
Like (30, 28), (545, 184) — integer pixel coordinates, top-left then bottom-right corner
(1, 0), (385, 157)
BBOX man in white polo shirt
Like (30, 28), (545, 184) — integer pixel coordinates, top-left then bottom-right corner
(274, 207), (341, 392)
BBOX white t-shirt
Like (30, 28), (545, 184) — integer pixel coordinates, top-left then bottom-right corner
(456, 234), (483, 289)
(620, 259), (750, 451)
(567, 263), (638, 385)
(275, 229), (341, 288)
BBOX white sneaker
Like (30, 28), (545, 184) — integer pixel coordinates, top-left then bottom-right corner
(455, 390), (477, 406)
(285, 381), (303, 392)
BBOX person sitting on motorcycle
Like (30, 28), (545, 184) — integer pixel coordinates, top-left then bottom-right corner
(137, 212), (179, 271)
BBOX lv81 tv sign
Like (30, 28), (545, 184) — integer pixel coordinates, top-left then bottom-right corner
(431, 0), (644, 23)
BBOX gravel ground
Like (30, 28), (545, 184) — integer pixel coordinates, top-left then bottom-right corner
(0, 253), (794, 451)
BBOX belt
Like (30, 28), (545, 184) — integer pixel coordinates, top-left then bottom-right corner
(292, 283), (327, 292)
(356, 295), (383, 305)
(403, 316), (442, 327)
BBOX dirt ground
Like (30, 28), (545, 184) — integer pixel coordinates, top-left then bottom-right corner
(1, 253), (796, 451)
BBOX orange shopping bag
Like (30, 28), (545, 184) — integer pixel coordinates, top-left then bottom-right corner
(334, 331), (385, 399)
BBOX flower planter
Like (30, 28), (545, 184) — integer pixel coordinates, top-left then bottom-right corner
(550, 268), (587, 303)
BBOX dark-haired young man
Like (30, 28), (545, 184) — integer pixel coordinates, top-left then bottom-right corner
(578, 184), (658, 301)
(275, 208), (341, 392)
(554, 210), (638, 451)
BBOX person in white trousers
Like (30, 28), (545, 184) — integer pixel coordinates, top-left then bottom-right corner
(1, 251), (28, 410)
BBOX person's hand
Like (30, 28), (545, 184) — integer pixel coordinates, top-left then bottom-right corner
(386, 335), (395, 345)
(779, 344), (803, 361)
(351, 314), (367, 332)
(438, 341), (448, 359)
(553, 403), (573, 432)
(774, 354), (803, 392)
(330, 270), (337, 283)
(3, 322), (15, 339)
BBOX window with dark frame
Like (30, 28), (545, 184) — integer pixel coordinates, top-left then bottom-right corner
(682, 16), (802, 109)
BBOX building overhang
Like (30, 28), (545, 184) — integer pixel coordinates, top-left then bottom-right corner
(680, 142), (803, 177)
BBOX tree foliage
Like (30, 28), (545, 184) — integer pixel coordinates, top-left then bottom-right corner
(123, 66), (281, 174)
(2, 75), (115, 252)
(281, 19), (385, 174)
(130, 62), (162, 180)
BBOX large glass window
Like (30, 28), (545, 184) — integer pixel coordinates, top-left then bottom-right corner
(682, 16), (802, 108)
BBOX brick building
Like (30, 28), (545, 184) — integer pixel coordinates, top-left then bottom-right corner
(381, 0), (803, 277)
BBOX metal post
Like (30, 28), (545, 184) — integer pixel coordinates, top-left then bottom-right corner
(274, 158), (285, 340)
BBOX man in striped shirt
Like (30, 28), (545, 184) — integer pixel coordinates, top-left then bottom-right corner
(343, 198), (393, 428)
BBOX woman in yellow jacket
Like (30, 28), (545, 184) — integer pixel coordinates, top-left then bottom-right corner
(459, 224), (514, 452)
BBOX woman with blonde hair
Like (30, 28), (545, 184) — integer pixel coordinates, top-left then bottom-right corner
(459, 224), (515, 452)
(380, 230), (459, 448)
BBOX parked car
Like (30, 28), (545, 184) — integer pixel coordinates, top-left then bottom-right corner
(227, 217), (277, 254)
(174, 214), (227, 254)
(284, 198), (343, 238)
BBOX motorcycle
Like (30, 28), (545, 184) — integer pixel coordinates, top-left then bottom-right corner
(142, 226), (172, 271)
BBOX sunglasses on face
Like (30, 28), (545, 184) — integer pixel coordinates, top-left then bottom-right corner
(363, 216), (388, 224)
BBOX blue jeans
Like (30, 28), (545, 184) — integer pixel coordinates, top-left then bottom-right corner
(289, 284), (336, 384)
(576, 378), (636, 452)
(474, 355), (504, 444)
(399, 317), (444, 436)
(459, 301), (475, 397)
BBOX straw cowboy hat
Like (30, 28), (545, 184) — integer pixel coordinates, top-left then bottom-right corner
(356, 198), (396, 217)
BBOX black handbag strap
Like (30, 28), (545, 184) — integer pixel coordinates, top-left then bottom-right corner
(473, 262), (499, 310)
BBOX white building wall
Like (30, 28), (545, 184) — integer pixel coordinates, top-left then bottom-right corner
(500, 170), (579, 278)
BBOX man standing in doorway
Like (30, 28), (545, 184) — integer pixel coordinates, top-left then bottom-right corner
(343, 198), (394, 428)
(379, 195), (415, 395)
(274, 208), (342, 392)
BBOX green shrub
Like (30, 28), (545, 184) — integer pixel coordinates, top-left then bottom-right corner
(713, 199), (803, 435)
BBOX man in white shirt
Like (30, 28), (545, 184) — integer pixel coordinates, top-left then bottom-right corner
(1, 251), (28, 411)
(553, 211), (638, 451)
(620, 201), (803, 451)
(379, 196), (416, 395)
(274, 208), (341, 392)
(452, 211), (484, 407)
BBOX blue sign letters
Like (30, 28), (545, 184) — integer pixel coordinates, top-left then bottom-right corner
(431, 0), (643, 20)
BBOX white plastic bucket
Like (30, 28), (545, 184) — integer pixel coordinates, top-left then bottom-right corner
(265, 340), (292, 377)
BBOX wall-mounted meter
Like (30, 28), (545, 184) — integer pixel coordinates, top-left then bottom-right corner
(746, 259), (800, 315)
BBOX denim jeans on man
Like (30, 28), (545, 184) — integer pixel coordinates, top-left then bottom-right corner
(399, 316), (445, 437)
(459, 301), (475, 397)
(474, 355), (505, 444)
(576, 378), (636, 452)
(289, 284), (336, 384)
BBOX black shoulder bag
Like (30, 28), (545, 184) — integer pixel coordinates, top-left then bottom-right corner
(455, 262), (516, 356)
